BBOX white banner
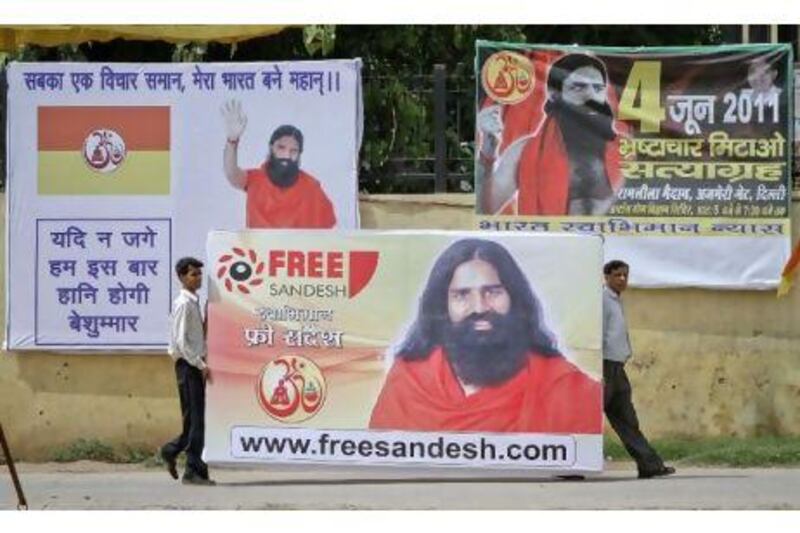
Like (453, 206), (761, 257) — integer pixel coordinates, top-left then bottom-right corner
(228, 426), (604, 471)
(5, 60), (363, 350)
(204, 230), (604, 471)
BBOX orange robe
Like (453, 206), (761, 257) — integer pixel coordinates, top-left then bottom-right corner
(516, 116), (624, 215)
(369, 347), (603, 434)
(245, 165), (336, 228)
(482, 49), (627, 215)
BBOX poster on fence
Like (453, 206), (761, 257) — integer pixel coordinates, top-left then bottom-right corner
(5, 60), (363, 350)
(475, 42), (793, 288)
(204, 230), (603, 472)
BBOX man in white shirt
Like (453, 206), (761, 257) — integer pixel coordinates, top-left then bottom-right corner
(603, 259), (675, 479)
(160, 257), (215, 485)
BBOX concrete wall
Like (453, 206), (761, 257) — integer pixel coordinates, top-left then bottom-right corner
(3, 193), (800, 460)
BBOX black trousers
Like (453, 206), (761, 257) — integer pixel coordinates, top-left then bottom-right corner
(603, 360), (664, 474)
(161, 359), (208, 479)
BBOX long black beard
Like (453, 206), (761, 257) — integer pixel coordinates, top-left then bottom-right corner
(267, 157), (300, 188)
(546, 97), (616, 157)
(443, 311), (530, 388)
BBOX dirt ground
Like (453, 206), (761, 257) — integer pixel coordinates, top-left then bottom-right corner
(2, 461), (800, 510)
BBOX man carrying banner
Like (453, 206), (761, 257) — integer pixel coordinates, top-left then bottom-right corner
(478, 53), (625, 216)
(603, 259), (675, 479)
(161, 257), (215, 486)
(369, 238), (602, 433)
(221, 100), (337, 228)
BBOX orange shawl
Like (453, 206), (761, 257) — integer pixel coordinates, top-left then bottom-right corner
(369, 347), (602, 434)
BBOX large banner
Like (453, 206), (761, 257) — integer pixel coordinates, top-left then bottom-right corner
(475, 42), (793, 288)
(205, 230), (603, 472)
(5, 60), (362, 350)
(794, 64), (800, 178)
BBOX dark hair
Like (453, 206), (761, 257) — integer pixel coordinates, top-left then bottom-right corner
(396, 239), (559, 360)
(547, 53), (608, 94)
(269, 124), (304, 153)
(603, 259), (629, 275)
(175, 256), (204, 277)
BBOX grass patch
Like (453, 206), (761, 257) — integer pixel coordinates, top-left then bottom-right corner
(604, 435), (800, 467)
(51, 438), (160, 465)
(52, 439), (116, 462)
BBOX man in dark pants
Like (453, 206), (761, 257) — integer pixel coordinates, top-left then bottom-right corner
(603, 260), (675, 479)
(161, 257), (215, 485)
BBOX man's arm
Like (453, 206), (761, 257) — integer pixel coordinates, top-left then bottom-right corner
(223, 140), (247, 190)
(221, 100), (248, 190)
(479, 139), (527, 214)
(601, 290), (613, 360)
(172, 303), (207, 371)
(476, 104), (519, 214)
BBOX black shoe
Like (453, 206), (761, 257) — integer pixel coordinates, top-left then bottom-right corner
(182, 474), (216, 486)
(638, 466), (676, 479)
(160, 449), (178, 480)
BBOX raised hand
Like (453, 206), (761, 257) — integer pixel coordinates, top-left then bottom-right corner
(221, 99), (248, 142)
(476, 104), (504, 157)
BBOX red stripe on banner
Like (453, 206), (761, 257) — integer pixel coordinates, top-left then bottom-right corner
(38, 106), (170, 150)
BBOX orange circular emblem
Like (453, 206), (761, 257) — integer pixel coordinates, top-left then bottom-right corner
(481, 51), (535, 105)
(83, 128), (127, 174)
(257, 355), (326, 423)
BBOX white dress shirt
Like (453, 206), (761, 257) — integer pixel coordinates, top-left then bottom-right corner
(168, 289), (207, 370)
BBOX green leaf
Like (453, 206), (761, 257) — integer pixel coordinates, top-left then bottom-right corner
(303, 25), (337, 57)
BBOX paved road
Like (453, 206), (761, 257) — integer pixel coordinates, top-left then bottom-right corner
(2, 462), (799, 509)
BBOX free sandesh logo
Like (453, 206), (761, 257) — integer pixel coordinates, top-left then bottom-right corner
(216, 247), (266, 294)
(216, 247), (379, 299)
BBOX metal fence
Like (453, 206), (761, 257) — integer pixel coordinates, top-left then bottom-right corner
(358, 64), (475, 194)
(358, 63), (800, 195)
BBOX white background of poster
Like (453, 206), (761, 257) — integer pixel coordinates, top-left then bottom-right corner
(608, 235), (790, 289)
(5, 60), (362, 350)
